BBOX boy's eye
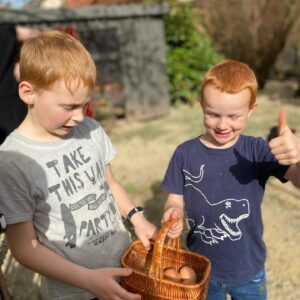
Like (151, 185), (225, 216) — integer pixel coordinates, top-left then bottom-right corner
(207, 113), (218, 118)
(63, 105), (74, 111)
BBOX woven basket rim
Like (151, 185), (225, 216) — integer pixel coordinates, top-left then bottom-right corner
(124, 281), (203, 300)
(121, 239), (211, 287)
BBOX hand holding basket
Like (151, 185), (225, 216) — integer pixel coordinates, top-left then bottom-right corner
(121, 219), (211, 300)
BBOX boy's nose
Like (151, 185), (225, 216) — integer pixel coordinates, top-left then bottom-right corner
(217, 118), (228, 130)
(72, 108), (85, 123)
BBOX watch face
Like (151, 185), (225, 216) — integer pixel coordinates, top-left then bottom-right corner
(128, 206), (144, 221)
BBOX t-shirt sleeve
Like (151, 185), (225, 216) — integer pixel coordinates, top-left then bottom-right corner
(0, 152), (35, 225)
(161, 147), (184, 195)
(98, 126), (116, 165)
(85, 117), (116, 165)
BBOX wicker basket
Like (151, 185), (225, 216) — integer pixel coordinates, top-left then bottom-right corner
(121, 219), (211, 300)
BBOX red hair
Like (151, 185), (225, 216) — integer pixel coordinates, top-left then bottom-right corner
(201, 59), (258, 107)
(20, 30), (96, 93)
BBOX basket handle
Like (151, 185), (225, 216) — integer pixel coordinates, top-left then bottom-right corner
(149, 219), (180, 279)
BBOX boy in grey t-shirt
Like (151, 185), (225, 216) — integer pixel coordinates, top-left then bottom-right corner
(0, 30), (157, 300)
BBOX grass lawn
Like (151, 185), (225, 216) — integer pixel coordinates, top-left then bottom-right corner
(2, 80), (300, 300)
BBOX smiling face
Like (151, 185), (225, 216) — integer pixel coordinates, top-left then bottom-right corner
(200, 84), (256, 148)
(19, 79), (91, 141)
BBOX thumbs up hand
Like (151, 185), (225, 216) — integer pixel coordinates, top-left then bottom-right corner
(269, 110), (300, 165)
(277, 110), (287, 136)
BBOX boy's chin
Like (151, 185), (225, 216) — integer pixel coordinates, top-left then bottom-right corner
(213, 136), (238, 148)
(45, 129), (71, 140)
(203, 132), (238, 148)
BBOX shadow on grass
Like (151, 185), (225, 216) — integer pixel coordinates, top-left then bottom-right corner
(143, 181), (168, 227)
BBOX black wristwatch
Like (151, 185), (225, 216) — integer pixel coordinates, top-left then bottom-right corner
(127, 206), (144, 222)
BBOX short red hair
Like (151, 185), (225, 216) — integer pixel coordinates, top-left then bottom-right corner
(201, 59), (258, 107)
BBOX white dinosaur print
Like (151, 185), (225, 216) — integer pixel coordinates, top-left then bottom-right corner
(184, 165), (250, 245)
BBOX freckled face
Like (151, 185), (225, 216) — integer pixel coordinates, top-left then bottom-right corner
(30, 79), (91, 140)
(201, 84), (255, 148)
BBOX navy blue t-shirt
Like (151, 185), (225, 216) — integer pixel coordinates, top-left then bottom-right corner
(162, 135), (289, 284)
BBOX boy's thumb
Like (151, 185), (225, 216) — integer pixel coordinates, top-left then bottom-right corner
(119, 268), (133, 277)
(170, 210), (179, 219)
(278, 110), (287, 136)
(170, 210), (181, 219)
(138, 235), (151, 250)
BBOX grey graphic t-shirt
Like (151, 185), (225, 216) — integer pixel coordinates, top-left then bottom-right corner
(0, 117), (131, 300)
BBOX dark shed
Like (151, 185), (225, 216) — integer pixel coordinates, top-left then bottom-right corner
(0, 3), (170, 120)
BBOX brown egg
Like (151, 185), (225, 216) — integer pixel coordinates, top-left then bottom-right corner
(163, 267), (181, 283)
(179, 265), (197, 282)
(182, 278), (197, 285)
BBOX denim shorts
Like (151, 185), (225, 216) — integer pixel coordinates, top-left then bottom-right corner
(207, 269), (267, 300)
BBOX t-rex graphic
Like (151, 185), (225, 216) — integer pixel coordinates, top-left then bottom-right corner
(184, 165), (250, 245)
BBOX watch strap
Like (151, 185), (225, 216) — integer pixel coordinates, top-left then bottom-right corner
(127, 206), (144, 221)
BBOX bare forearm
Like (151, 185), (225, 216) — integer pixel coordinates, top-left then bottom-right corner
(8, 232), (144, 299)
(105, 164), (137, 217)
(287, 163), (300, 189)
(109, 182), (154, 234)
(105, 164), (157, 248)
(11, 239), (90, 289)
(284, 140), (300, 189)
(109, 181), (136, 217)
(6, 222), (90, 291)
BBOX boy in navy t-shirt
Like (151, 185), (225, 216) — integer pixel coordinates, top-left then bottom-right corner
(162, 59), (300, 299)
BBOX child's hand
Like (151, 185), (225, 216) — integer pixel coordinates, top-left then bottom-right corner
(131, 213), (157, 250)
(86, 267), (141, 300)
(162, 208), (184, 239)
(269, 110), (300, 165)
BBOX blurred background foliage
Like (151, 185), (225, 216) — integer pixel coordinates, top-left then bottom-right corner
(2, 0), (299, 102)
(164, 2), (222, 104)
(164, 0), (300, 104)
(194, 0), (300, 89)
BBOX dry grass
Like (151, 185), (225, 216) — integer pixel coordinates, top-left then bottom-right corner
(1, 80), (300, 299)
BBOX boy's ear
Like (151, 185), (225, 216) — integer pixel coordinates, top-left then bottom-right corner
(19, 81), (35, 105)
(248, 102), (257, 116)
